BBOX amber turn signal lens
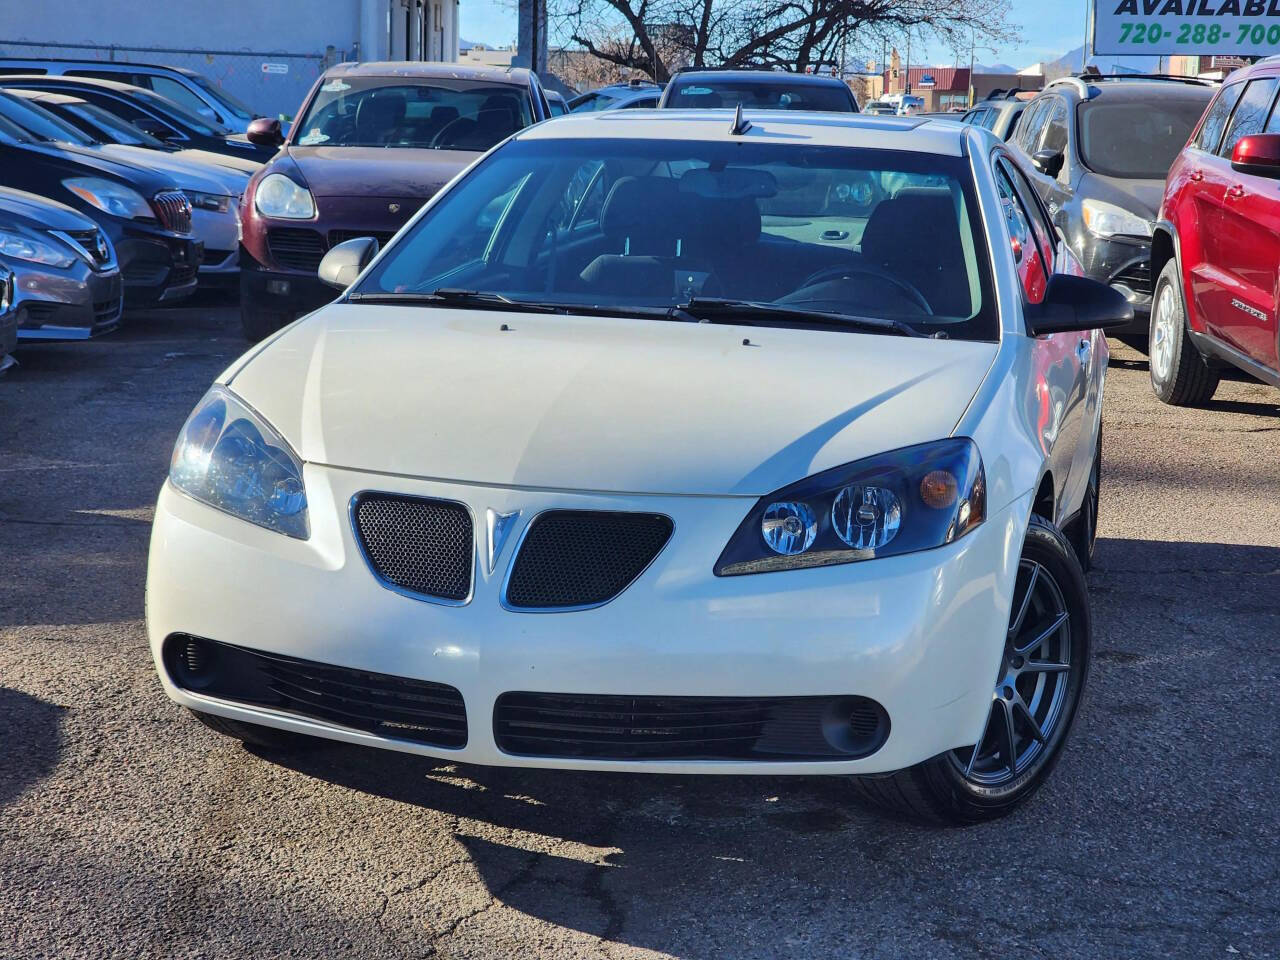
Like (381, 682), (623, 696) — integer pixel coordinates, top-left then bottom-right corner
(920, 470), (958, 509)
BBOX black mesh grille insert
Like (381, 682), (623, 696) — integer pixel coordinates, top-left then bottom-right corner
(1112, 260), (1152, 296)
(505, 511), (673, 609)
(353, 493), (473, 602)
(164, 635), (467, 747)
(494, 693), (888, 760)
(267, 227), (327, 272)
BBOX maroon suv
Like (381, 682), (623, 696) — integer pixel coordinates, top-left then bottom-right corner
(1152, 57), (1280, 405)
(239, 62), (550, 340)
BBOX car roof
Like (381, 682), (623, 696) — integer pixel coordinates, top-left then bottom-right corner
(5, 88), (81, 105)
(671, 69), (848, 87)
(515, 109), (967, 155)
(0, 57), (189, 75)
(0, 73), (151, 96)
(1044, 75), (1216, 103)
(322, 61), (535, 85)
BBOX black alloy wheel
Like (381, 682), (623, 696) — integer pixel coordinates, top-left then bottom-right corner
(850, 515), (1091, 824)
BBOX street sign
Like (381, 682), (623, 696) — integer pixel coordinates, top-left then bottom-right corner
(261, 62), (289, 75)
(1093, 0), (1280, 56)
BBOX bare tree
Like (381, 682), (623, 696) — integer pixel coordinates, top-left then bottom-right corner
(550, 0), (1018, 83)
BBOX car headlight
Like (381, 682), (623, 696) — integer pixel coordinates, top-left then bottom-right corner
(183, 190), (232, 213)
(254, 173), (315, 219)
(1081, 199), (1152, 239)
(0, 229), (74, 268)
(169, 386), (309, 539)
(714, 438), (985, 576)
(63, 177), (153, 220)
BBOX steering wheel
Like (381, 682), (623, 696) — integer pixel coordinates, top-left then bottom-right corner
(793, 263), (933, 316)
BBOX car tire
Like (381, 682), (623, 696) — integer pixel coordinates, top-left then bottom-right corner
(849, 515), (1091, 825)
(188, 708), (315, 752)
(241, 301), (291, 343)
(1149, 259), (1219, 406)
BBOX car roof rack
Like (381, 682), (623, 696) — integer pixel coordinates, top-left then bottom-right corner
(1078, 72), (1218, 87)
(1046, 76), (1091, 98)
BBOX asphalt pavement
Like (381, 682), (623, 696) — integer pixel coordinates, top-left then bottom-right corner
(2, 300), (1278, 959)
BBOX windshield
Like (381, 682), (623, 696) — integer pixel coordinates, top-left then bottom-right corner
(189, 73), (256, 120)
(60, 101), (167, 147)
(1078, 96), (1211, 179)
(0, 93), (97, 145)
(134, 89), (224, 135)
(666, 79), (855, 112)
(569, 91), (622, 112)
(356, 137), (996, 340)
(293, 77), (532, 150)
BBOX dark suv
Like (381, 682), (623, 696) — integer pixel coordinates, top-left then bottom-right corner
(1151, 57), (1280, 405)
(1011, 75), (1215, 348)
(237, 61), (550, 340)
(658, 69), (859, 112)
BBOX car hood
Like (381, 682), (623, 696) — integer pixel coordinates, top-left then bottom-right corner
(285, 145), (477, 198)
(100, 145), (248, 195)
(173, 148), (262, 176)
(228, 305), (998, 497)
(1084, 173), (1165, 222)
(0, 185), (97, 231)
(25, 140), (180, 193)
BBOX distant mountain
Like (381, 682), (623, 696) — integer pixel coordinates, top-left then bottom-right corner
(975, 63), (1018, 74)
(459, 38), (485, 51)
(1043, 44), (1160, 79)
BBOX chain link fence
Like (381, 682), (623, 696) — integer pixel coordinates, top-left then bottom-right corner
(0, 40), (353, 120)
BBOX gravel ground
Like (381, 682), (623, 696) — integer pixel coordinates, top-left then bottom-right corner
(2, 302), (1278, 959)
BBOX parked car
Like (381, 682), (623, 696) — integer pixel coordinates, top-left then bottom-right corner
(864, 100), (897, 116)
(1151, 59), (1280, 404)
(1011, 75), (1216, 349)
(0, 59), (267, 133)
(546, 90), (569, 116)
(0, 90), (245, 284)
(569, 79), (662, 112)
(0, 260), (16, 370)
(961, 90), (1031, 141)
(659, 69), (859, 112)
(897, 96), (925, 116)
(11, 88), (261, 175)
(147, 110), (1131, 825)
(235, 61), (550, 340)
(0, 75), (277, 162)
(0, 186), (122, 339)
(0, 108), (198, 308)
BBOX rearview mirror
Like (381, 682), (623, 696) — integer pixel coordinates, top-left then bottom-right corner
(1025, 274), (1133, 336)
(318, 236), (379, 290)
(1031, 149), (1064, 179)
(1231, 133), (1280, 179)
(246, 116), (285, 147)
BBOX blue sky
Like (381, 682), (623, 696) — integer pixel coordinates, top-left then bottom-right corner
(460, 0), (1090, 70)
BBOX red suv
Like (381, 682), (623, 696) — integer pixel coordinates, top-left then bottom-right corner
(1152, 58), (1280, 405)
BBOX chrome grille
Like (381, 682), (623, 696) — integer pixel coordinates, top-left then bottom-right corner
(61, 228), (112, 268)
(152, 191), (193, 234)
(353, 494), (474, 603)
(504, 511), (673, 610)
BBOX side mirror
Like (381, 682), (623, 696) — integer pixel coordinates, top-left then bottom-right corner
(246, 116), (285, 147)
(318, 236), (378, 290)
(1031, 149), (1064, 179)
(1231, 133), (1280, 179)
(1025, 274), (1133, 336)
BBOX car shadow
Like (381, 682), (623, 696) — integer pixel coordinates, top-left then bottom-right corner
(0, 687), (65, 808)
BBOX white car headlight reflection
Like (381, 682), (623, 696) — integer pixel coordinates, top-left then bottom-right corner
(169, 386), (309, 539)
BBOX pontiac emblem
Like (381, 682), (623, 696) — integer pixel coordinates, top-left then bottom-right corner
(485, 509), (520, 575)
(388, 202), (401, 213)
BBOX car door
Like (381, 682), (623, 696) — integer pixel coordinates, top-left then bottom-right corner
(995, 154), (1087, 518)
(1181, 81), (1245, 331)
(1208, 75), (1280, 371)
(1020, 96), (1076, 232)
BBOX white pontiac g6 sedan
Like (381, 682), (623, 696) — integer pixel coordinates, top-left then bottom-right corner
(146, 110), (1131, 823)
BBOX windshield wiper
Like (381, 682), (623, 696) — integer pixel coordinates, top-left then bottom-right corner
(346, 288), (557, 312)
(678, 297), (925, 338)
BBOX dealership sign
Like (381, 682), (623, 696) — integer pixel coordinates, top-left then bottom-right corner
(1094, 0), (1280, 55)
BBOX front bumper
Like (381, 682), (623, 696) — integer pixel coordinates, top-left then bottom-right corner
(240, 247), (336, 316)
(1079, 235), (1151, 338)
(192, 208), (240, 279)
(13, 260), (123, 342)
(146, 467), (1027, 775)
(117, 234), (202, 307)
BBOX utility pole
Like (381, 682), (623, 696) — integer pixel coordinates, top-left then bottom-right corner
(905, 27), (912, 95)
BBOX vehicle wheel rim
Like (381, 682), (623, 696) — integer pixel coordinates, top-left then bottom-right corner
(1151, 284), (1176, 382)
(950, 559), (1073, 786)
